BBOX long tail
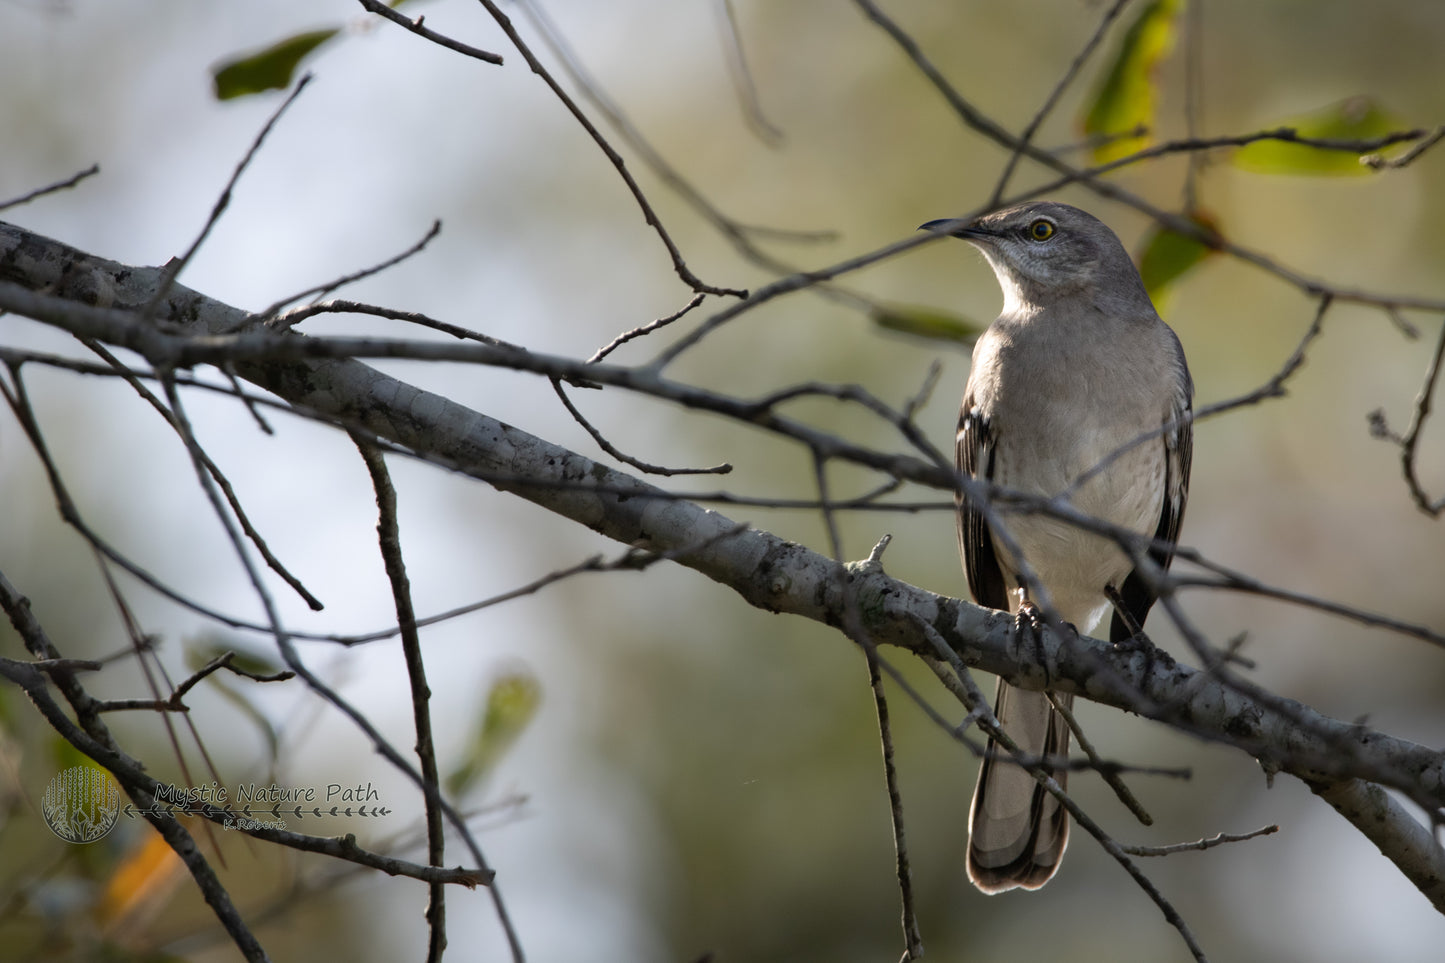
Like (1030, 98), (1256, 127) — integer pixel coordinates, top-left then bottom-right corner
(966, 679), (1072, 893)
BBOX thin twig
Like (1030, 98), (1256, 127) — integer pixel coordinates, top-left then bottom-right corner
(1048, 691), (1156, 826)
(28, 657), (103, 674)
(141, 76), (313, 320)
(176, 651), (292, 700)
(93, 651), (295, 713)
(1045, 124), (1151, 158)
(1123, 825), (1279, 857)
(93, 697), (191, 713)
(588, 293), (706, 363)
(1371, 316), (1445, 517)
(328, 528), (747, 646)
(1383, 306), (1421, 340)
(221, 365), (276, 433)
(901, 360), (942, 424)
(269, 299), (521, 348)
(867, 649), (923, 961)
(812, 454), (922, 961)
(476, 0), (745, 298)
(356, 0), (504, 64)
(513, 0), (833, 277)
(991, 0), (1133, 205)
(1363, 125), (1445, 170)
(255, 220), (443, 321)
(551, 377), (731, 476)
(0, 163), (100, 213)
(353, 439), (448, 963)
(80, 338), (324, 610)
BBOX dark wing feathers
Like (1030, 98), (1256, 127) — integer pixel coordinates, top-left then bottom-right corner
(956, 393), (1008, 612)
(1108, 383), (1193, 643)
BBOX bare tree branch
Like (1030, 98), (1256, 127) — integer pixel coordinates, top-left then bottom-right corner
(4, 221), (1439, 923)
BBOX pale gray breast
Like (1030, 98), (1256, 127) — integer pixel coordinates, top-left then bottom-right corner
(968, 309), (1174, 568)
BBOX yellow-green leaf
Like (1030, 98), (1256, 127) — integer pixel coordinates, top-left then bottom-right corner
(1233, 97), (1409, 176)
(212, 29), (338, 101)
(1081, 0), (1184, 164)
(1137, 209), (1220, 307)
(446, 670), (542, 797)
(871, 303), (986, 345)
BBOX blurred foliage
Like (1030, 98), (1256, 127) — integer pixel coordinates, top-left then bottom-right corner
(868, 301), (985, 345)
(1233, 96), (1412, 175)
(96, 831), (186, 939)
(1081, 0), (1184, 163)
(184, 636), (286, 763)
(183, 637), (286, 681)
(445, 668), (541, 797)
(1137, 207), (1221, 308)
(212, 29), (337, 101)
(210, 0), (425, 102)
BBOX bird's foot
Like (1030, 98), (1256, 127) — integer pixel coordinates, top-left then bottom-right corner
(1110, 630), (1158, 655)
(1110, 630), (1176, 677)
(1014, 600), (1074, 682)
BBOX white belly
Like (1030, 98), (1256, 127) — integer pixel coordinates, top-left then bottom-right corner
(991, 423), (1165, 633)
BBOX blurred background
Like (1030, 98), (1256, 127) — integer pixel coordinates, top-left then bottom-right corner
(1, 1), (1444, 960)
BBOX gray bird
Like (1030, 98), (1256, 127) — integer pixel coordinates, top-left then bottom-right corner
(923, 201), (1193, 893)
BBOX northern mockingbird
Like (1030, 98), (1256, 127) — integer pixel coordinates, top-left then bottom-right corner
(923, 201), (1193, 893)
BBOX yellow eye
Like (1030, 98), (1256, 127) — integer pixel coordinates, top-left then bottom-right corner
(1029, 219), (1055, 241)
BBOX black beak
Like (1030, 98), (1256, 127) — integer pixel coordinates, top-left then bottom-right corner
(919, 218), (990, 239)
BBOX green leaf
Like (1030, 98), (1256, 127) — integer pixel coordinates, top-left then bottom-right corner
(445, 670), (542, 797)
(212, 29), (339, 101)
(1081, 0), (1184, 164)
(1233, 97), (1409, 176)
(1137, 209), (1220, 306)
(870, 303), (986, 345)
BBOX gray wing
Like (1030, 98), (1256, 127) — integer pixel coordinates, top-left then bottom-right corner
(960, 394), (1072, 893)
(1109, 353), (1193, 643)
(956, 392), (1008, 612)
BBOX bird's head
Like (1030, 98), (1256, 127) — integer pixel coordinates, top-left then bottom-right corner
(922, 202), (1143, 312)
